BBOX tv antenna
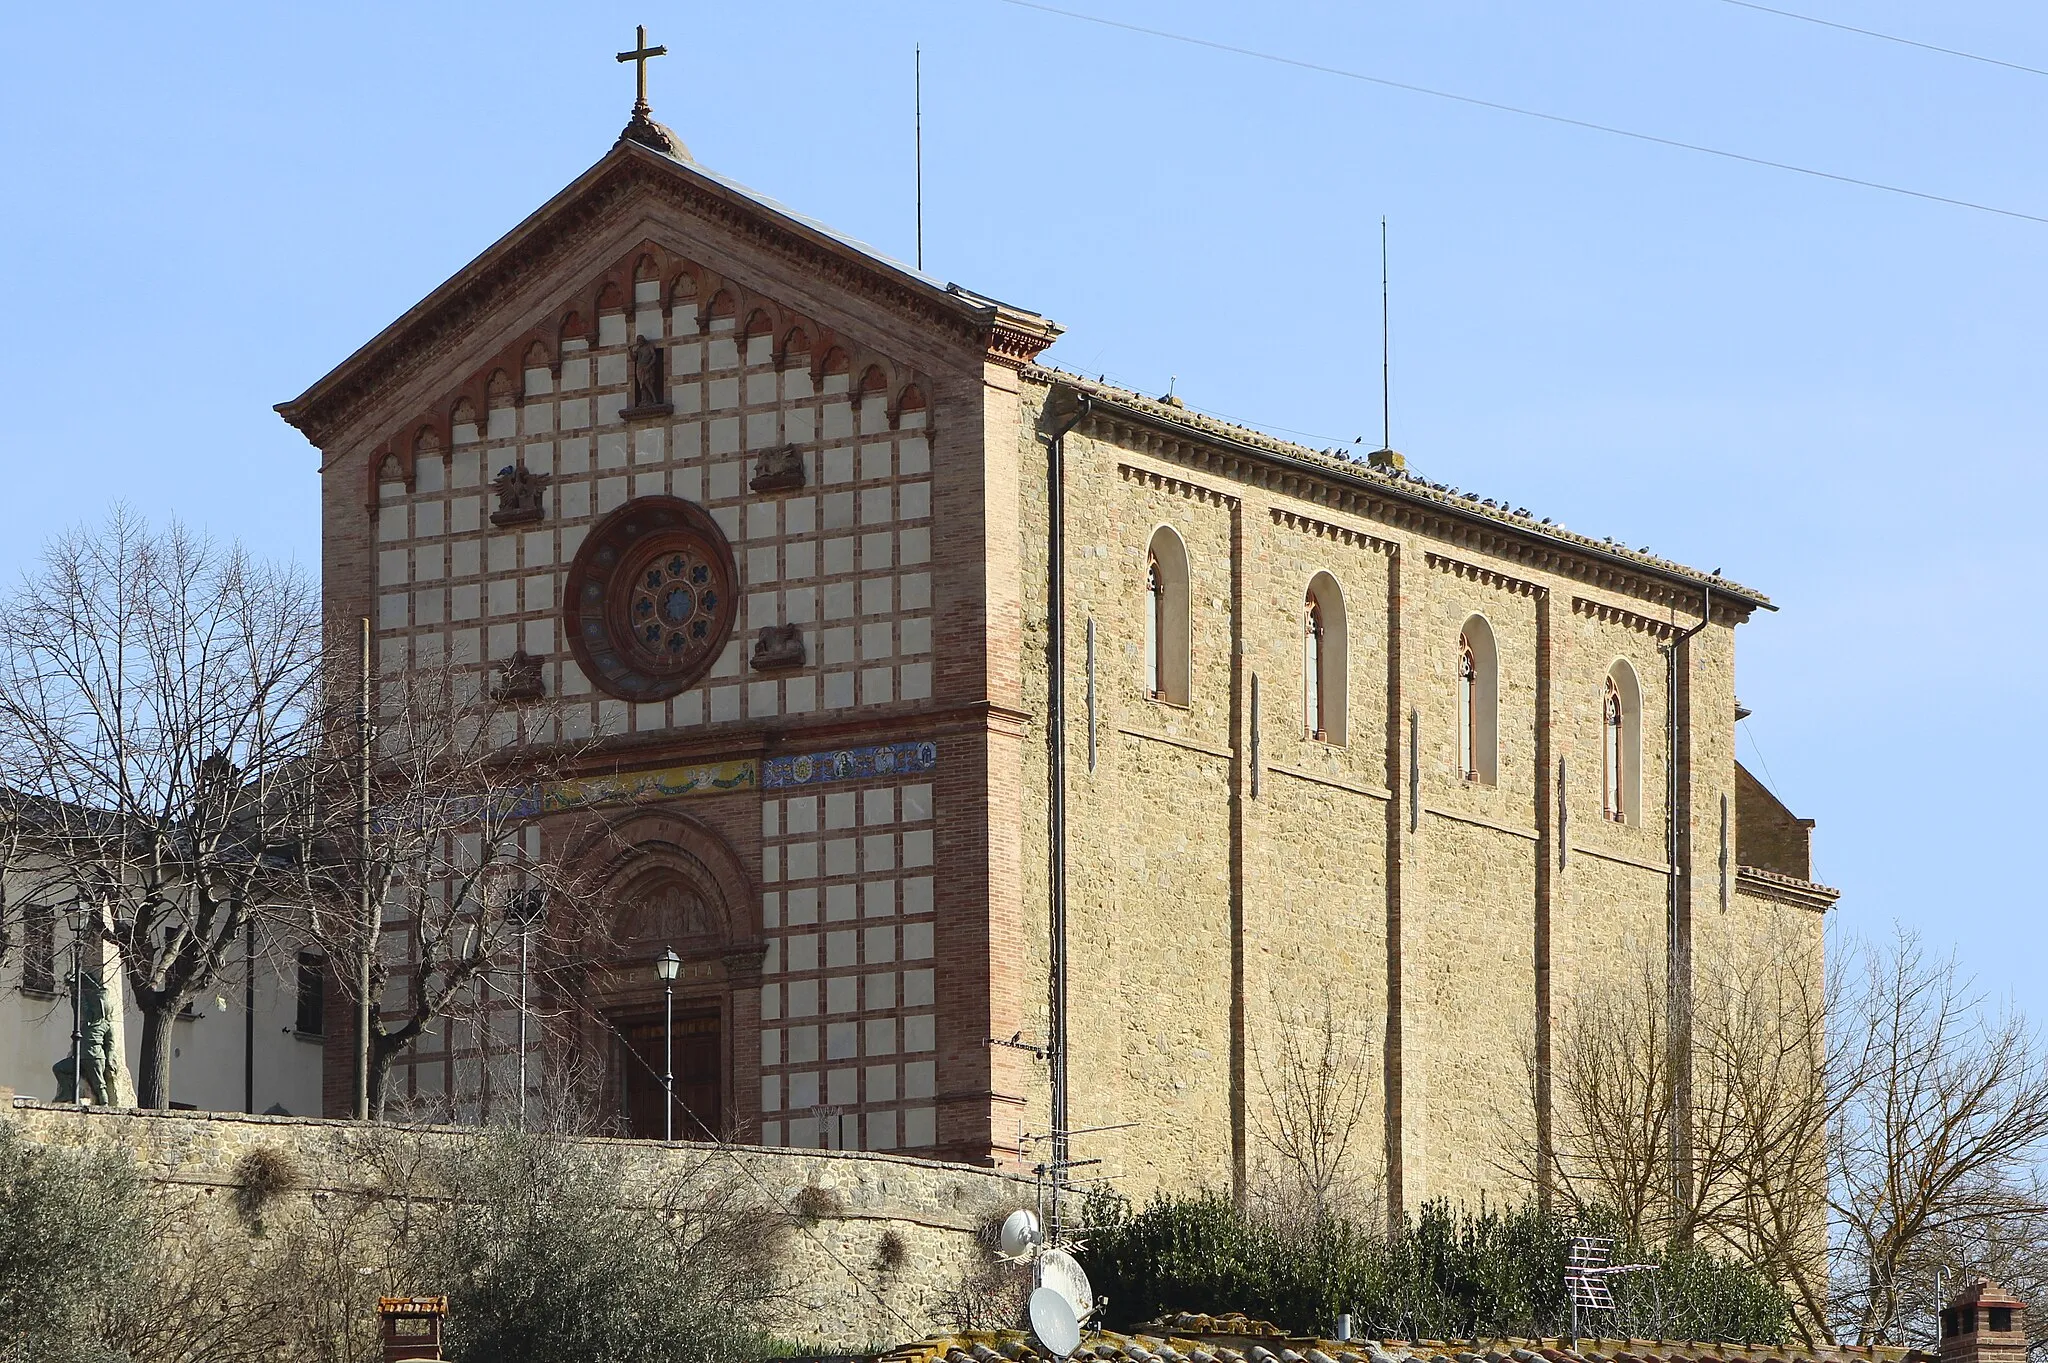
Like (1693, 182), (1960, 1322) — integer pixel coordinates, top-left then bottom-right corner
(915, 43), (924, 270)
(1380, 216), (1390, 454)
(1564, 1235), (1655, 1341)
(1368, 217), (1407, 472)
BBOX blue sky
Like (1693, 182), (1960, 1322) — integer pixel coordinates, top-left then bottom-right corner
(3, 3), (2042, 1017)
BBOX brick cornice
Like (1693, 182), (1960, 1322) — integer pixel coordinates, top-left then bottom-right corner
(278, 143), (1058, 449)
(1271, 508), (1397, 555)
(1736, 864), (1840, 912)
(1426, 551), (1544, 599)
(1066, 388), (1760, 624)
(1116, 461), (1237, 508)
(1571, 595), (1681, 640)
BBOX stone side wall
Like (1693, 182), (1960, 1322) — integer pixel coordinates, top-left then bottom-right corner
(1008, 375), (1831, 1215)
(3, 1099), (1030, 1350)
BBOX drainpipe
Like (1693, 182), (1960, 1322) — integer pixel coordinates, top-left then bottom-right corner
(1665, 583), (1710, 1232)
(1044, 391), (1092, 1225)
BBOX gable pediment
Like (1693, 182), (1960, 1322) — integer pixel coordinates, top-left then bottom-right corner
(338, 231), (954, 507)
(277, 139), (1058, 459)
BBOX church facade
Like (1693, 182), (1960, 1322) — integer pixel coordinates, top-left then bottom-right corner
(277, 89), (1834, 1211)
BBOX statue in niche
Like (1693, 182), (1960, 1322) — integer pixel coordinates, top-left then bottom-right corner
(52, 968), (120, 1105)
(625, 335), (672, 416)
(750, 622), (805, 672)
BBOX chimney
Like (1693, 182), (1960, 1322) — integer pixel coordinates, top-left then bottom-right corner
(1941, 1279), (2027, 1363)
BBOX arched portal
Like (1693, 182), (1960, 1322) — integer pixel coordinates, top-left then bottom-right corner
(565, 809), (760, 1142)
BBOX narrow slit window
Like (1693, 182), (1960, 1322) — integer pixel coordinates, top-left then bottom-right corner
(1605, 671), (1622, 810)
(1304, 591), (1326, 740)
(1603, 678), (1625, 822)
(1458, 639), (1477, 779)
(1141, 526), (1190, 704)
(1145, 554), (1164, 699)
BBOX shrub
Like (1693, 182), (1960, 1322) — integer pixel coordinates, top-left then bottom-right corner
(0, 1123), (145, 1363)
(413, 1128), (788, 1363)
(1084, 1193), (1789, 1344)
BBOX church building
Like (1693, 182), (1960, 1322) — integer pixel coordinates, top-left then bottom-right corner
(276, 40), (1835, 1212)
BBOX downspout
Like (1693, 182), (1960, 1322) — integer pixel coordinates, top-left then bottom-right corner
(1665, 583), (1710, 1232)
(1044, 392), (1092, 1222)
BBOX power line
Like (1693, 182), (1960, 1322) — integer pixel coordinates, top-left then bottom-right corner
(1713, 0), (2048, 81)
(991, 0), (2048, 228)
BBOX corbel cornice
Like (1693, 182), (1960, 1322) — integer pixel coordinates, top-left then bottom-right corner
(1116, 461), (1237, 508)
(1572, 596), (1680, 640)
(1427, 551), (1544, 599)
(1052, 377), (1765, 625)
(1271, 508), (1397, 556)
(1735, 864), (1840, 913)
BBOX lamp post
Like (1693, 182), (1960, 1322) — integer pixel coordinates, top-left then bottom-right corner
(510, 888), (545, 1132)
(67, 905), (88, 1108)
(654, 946), (681, 1141)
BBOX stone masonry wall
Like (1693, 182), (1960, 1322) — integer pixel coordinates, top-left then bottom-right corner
(1008, 374), (1833, 1216)
(3, 1098), (1030, 1350)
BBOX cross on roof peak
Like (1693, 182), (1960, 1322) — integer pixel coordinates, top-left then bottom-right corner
(616, 24), (668, 118)
(613, 23), (687, 160)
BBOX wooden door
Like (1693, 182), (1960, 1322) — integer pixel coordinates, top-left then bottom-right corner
(616, 1011), (721, 1141)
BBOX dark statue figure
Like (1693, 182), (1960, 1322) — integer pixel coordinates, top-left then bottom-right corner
(491, 650), (546, 702)
(749, 444), (807, 494)
(750, 622), (806, 672)
(490, 462), (550, 527)
(53, 968), (119, 1105)
(625, 335), (671, 415)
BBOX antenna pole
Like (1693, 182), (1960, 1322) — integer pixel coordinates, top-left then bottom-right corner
(1380, 216), (1390, 453)
(915, 44), (924, 271)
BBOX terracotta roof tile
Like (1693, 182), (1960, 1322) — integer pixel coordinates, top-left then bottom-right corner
(1025, 366), (1768, 612)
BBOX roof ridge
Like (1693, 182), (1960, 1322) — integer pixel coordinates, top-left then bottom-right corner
(1024, 364), (1767, 609)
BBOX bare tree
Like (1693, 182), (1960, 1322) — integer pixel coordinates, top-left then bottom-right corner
(292, 642), (601, 1121)
(1249, 997), (1378, 1231)
(1523, 957), (1674, 1245)
(1829, 931), (2048, 1347)
(1524, 930), (2048, 1350)
(0, 510), (322, 1108)
(1519, 948), (1839, 1339)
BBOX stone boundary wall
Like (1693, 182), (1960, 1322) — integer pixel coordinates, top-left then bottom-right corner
(3, 1096), (1033, 1349)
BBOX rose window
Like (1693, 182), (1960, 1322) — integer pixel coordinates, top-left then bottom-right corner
(562, 497), (738, 701)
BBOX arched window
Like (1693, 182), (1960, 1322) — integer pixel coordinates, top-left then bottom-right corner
(1604, 660), (1642, 825)
(1143, 526), (1190, 704)
(1145, 555), (1164, 698)
(1603, 679), (1624, 821)
(1457, 615), (1499, 785)
(1302, 572), (1347, 744)
(1305, 593), (1325, 740)
(1458, 642), (1477, 778)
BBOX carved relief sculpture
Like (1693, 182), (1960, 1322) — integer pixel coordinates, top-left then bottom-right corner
(750, 622), (806, 672)
(490, 650), (546, 702)
(490, 462), (551, 526)
(623, 335), (673, 418)
(749, 444), (807, 494)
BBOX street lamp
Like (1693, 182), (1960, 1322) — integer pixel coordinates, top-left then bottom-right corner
(508, 887), (546, 1132)
(66, 904), (89, 1108)
(653, 946), (681, 1141)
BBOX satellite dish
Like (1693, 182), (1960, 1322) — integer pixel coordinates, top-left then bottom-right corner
(1037, 1247), (1095, 1323)
(1000, 1208), (1044, 1258)
(1028, 1286), (1081, 1359)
